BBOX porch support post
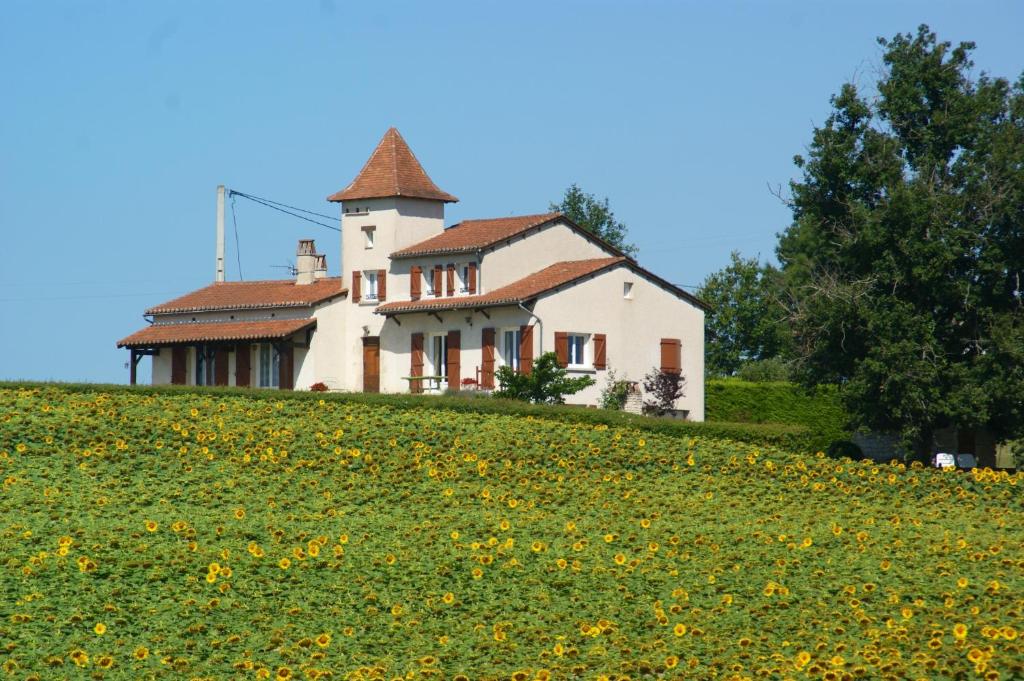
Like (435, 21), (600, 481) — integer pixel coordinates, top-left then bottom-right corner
(130, 349), (138, 385)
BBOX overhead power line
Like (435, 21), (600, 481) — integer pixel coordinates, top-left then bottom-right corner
(228, 189), (340, 232)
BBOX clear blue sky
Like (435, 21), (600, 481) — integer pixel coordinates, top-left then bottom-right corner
(2, 1), (1021, 384)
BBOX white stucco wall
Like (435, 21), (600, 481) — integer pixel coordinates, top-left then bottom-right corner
(480, 221), (613, 292)
(532, 264), (705, 419)
(371, 263), (705, 418)
(336, 197), (448, 392)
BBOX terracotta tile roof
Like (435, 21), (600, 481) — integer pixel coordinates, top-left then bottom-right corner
(376, 257), (626, 314)
(391, 212), (563, 258)
(327, 128), (458, 203)
(145, 278), (345, 315)
(117, 318), (316, 348)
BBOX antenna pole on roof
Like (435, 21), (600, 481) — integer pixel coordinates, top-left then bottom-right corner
(215, 185), (226, 282)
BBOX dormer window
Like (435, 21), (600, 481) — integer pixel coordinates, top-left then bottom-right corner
(362, 226), (376, 249)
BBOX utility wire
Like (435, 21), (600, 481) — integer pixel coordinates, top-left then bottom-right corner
(230, 192), (244, 281)
(229, 189), (340, 231)
(230, 189), (338, 221)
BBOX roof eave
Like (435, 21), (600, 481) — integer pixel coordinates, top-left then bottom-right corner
(327, 190), (459, 204)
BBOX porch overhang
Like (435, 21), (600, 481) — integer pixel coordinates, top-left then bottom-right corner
(117, 318), (317, 349)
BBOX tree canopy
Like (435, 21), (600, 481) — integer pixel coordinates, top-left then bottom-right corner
(698, 251), (792, 377)
(551, 184), (638, 258)
(777, 25), (1024, 456)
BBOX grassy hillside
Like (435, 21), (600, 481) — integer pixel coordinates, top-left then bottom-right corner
(706, 379), (849, 451)
(0, 385), (1021, 680)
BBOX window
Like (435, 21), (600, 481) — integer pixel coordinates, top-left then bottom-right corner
(623, 281), (634, 299)
(195, 348), (207, 386)
(460, 264), (470, 293)
(259, 344), (280, 388)
(428, 333), (448, 388)
(362, 226), (375, 248)
(362, 270), (378, 300)
(501, 329), (521, 371)
(567, 333), (587, 366)
(426, 265), (439, 296)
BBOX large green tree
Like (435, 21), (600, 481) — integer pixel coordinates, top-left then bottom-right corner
(551, 184), (638, 257)
(778, 25), (1024, 457)
(698, 251), (792, 376)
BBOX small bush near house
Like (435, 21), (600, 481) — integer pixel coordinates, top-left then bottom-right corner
(494, 352), (595, 404)
(599, 368), (631, 410)
(642, 367), (685, 416)
(309, 381), (329, 392)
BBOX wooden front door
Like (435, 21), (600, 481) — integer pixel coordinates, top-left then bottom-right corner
(362, 337), (380, 393)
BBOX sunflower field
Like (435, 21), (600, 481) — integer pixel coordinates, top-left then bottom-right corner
(0, 385), (1021, 681)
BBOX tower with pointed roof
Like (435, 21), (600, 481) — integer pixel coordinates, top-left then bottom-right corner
(329, 128), (459, 387)
(328, 127), (457, 293)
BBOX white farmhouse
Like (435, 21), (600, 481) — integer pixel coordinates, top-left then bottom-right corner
(119, 128), (708, 418)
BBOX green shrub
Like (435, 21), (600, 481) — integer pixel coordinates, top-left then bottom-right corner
(705, 378), (850, 452)
(493, 352), (595, 404)
(598, 368), (631, 410)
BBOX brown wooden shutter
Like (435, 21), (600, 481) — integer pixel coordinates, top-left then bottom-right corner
(446, 330), (461, 390)
(278, 344), (294, 390)
(351, 271), (361, 303)
(468, 262), (477, 294)
(519, 324), (534, 375)
(481, 327), (495, 388)
(660, 338), (681, 375)
(214, 348), (230, 386)
(446, 264), (455, 297)
(554, 331), (569, 367)
(410, 266), (422, 301)
(235, 343), (251, 387)
(593, 334), (607, 370)
(433, 266), (442, 297)
(377, 269), (387, 302)
(171, 346), (187, 385)
(410, 333), (424, 394)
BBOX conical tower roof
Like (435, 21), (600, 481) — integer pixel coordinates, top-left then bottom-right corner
(327, 127), (458, 203)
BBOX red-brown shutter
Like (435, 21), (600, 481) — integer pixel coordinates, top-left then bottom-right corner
(446, 330), (461, 390)
(235, 343), (251, 387)
(467, 262), (477, 295)
(433, 266), (442, 297)
(351, 271), (361, 303)
(280, 344), (295, 390)
(593, 334), (607, 370)
(377, 269), (387, 302)
(410, 333), (424, 394)
(519, 324), (534, 375)
(554, 331), (569, 368)
(410, 266), (422, 301)
(660, 338), (681, 375)
(214, 348), (230, 386)
(446, 264), (456, 297)
(171, 347), (186, 385)
(481, 327), (495, 388)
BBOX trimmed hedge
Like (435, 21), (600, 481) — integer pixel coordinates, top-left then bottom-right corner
(1, 381), (821, 454)
(705, 378), (850, 452)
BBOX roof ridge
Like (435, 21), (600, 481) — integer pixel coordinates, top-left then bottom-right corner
(454, 211), (561, 226)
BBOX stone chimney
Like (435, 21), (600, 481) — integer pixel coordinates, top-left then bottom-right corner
(314, 254), (327, 279)
(296, 239), (316, 285)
